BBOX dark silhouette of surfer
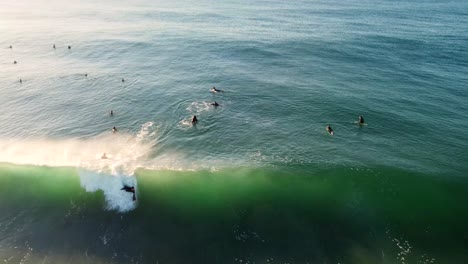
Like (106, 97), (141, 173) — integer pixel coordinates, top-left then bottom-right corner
(192, 115), (198, 125)
(359, 115), (365, 124)
(110, 110), (114, 116)
(210, 87), (223, 93)
(326, 125), (334, 136)
(211, 101), (220, 107)
(121, 186), (136, 201)
(68, 45), (71, 49)
(53, 44), (56, 49)
(112, 126), (118, 133)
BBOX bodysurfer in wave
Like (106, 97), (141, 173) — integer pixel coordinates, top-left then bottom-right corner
(121, 186), (136, 201)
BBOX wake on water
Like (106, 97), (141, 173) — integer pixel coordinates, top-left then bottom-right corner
(0, 122), (156, 212)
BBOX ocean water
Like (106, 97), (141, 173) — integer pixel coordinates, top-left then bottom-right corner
(1, 0), (467, 263)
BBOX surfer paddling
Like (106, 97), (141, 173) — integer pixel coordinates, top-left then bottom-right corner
(358, 115), (365, 125)
(112, 126), (118, 133)
(326, 125), (334, 136)
(192, 115), (198, 125)
(210, 87), (223, 93)
(211, 101), (220, 107)
(121, 186), (136, 201)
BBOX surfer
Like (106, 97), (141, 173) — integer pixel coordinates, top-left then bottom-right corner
(211, 87), (223, 93)
(211, 101), (220, 107)
(101, 153), (108, 159)
(68, 45), (71, 49)
(326, 125), (334, 136)
(110, 110), (114, 116)
(19, 79), (22, 83)
(121, 185), (136, 201)
(9, 45), (12, 49)
(13, 61), (17, 64)
(359, 115), (365, 125)
(192, 115), (198, 125)
(112, 126), (118, 133)
(85, 73), (88, 77)
(53, 44), (56, 49)
(121, 78), (125, 82)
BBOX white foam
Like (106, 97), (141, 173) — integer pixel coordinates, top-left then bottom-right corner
(186, 101), (211, 114)
(0, 128), (153, 175)
(0, 122), (155, 212)
(79, 170), (137, 212)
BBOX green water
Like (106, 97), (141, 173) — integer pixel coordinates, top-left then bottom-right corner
(1, 163), (466, 263)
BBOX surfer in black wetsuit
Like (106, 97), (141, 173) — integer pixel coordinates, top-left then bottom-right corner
(121, 186), (136, 201)
(53, 44), (56, 49)
(13, 61), (17, 64)
(326, 125), (334, 135)
(211, 87), (223, 93)
(112, 126), (118, 133)
(68, 45), (71, 49)
(192, 115), (198, 125)
(110, 110), (114, 116)
(359, 115), (365, 124)
(211, 101), (220, 107)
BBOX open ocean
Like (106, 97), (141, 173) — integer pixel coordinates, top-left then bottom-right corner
(1, 0), (467, 263)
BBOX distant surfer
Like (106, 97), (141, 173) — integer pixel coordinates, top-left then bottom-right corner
(192, 115), (198, 125)
(326, 125), (334, 136)
(210, 87), (223, 93)
(53, 44), (56, 49)
(85, 73), (88, 77)
(358, 115), (365, 125)
(211, 101), (220, 107)
(19, 79), (22, 83)
(9, 45), (12, 49)
(122, 78), (125, 82)
(121, 185), (136, 201)
(112, 126), (118, 133)
(68, 45), (71, 49)
(110, 110), (114, 116)
(13, 60), (17, 64)
(101, 153), (108, 159)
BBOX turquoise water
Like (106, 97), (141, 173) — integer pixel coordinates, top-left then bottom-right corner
(1, 0), (467, 263)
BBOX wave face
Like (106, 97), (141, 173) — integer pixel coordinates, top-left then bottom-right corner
(0, 163), (467, 263)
